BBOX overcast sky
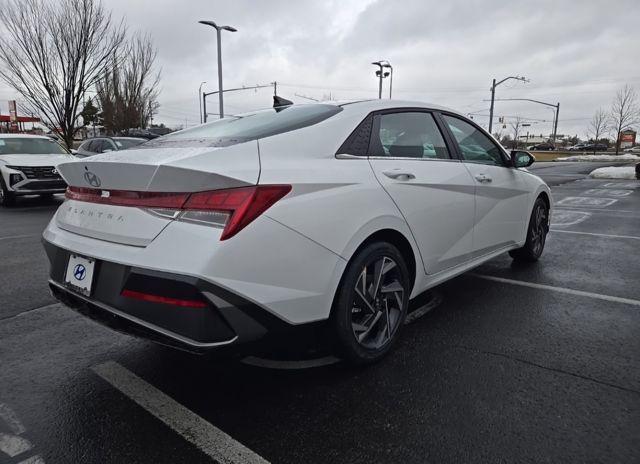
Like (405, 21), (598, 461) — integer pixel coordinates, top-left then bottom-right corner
(1, 0), (639, 139)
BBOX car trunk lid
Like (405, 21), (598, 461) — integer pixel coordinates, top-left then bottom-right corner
(54, 142), (260, 246)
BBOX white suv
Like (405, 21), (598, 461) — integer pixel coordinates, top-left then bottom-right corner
(43, 100), (551, 364)
(0, 134), (75, 206)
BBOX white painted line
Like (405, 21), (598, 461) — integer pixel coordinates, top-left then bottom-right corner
(603, 182), (639, 189)
(550, 229), (640, 241)
(555, 196), (618, 208)
(0, 403), (26, 434)
(241, 356), (340, 370)
(17, 456), (45, 464)
(472, 274), (640, 307)
(554, 206), (634, 214)
(0, 234), (39, 241)
(0, 433), (32, 458)
(550, 210), (591, 227)
(92, 361), (269, 464)
(583, 188), (633, 197)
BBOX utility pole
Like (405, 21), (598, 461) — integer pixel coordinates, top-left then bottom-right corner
(203, 83), (274, 122)
(199, 20), (237, 119)
(488, 75), (528, 134)
(552, 102), (560, 146)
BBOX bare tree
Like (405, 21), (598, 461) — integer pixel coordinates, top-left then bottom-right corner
(609, 84), (640, 155)
(0, 0), (126, 148)
(96, 33), (160, 134)
(510, 117), (522, 150)
(587, 108), (608, 154)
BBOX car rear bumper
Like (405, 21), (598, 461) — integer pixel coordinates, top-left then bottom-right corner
(44, 240), (302, 354)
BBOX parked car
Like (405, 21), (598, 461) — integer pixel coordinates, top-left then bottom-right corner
(529, 142), (555, 151)
(43, 100), (551, 364)
(568, 142), (607, 151)
(623, 146), (640, 153)
(75, 137), (146, 158)
(0, 134), (74, 206)
(119, 128), (160, 140)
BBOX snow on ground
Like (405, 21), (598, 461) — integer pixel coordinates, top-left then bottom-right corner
(558, 153), (640, 162)
(589, 166), (637, 180)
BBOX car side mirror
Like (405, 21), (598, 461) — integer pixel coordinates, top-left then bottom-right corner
(511, 150), (535, 168)
(70, 149), (78, 155)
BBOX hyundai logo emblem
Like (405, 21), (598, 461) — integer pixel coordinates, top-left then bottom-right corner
(84, 171), (101, 187)
(51, 168), (58, 175)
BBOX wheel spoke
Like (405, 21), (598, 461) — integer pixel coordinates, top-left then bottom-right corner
(357, 311), (383, 343)
(381, 280), (403, 293)
(370, 257), (386, 298)
(354, 288), (376, 314)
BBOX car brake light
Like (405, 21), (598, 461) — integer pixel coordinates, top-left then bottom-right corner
(184, 185), (292, 240)
(121, 289), (207, 308)
(66, 185), (292, 240)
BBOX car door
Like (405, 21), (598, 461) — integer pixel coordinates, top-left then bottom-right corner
(440, 114), (531, 256)
(367, 110), (476, 274)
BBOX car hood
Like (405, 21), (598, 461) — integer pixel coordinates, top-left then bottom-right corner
(0, 154), (77, 167)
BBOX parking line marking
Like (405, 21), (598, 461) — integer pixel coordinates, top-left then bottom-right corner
(554, 206), (634, 214)
(550, 229), (640, 241)
(472, 274), (640, 307)
(92, 361), (269, 464)
(0, 404), (26, 435)
(0, 234), (40, 241)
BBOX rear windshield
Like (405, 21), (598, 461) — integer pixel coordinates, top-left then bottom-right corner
(0, 137), (69, 155)
(146, 104), (342, 148)
(113, 138), (145, 149)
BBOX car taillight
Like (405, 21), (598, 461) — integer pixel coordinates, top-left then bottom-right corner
(66, 185), (292, 240)
(184, 185), (292, 240)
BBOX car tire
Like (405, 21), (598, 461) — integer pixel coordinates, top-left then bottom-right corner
(509, 197), (549, 262)
(0, 177), (16, 207)
(332, 241), (411, 365)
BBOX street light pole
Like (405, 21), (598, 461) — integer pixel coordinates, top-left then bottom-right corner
(488, 75), (528, 134)
(199, 20), (237, 120)
(372, 61), (384, 99)
(383, 62), (393, 99)
(489, 97), (561, 147)
(198, 81), (206, 124)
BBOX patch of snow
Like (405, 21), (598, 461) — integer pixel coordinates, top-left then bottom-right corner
(558, 153), (640, 161)
(589, 166), (637, 180)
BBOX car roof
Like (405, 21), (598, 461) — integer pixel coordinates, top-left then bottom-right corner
(334, 99), (463, 118)
(0, 133), (53, 139)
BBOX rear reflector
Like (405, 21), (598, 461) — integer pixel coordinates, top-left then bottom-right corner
(121, 289), (207, 308)
(66, 187), (189, 208)
(66, 184), (292, 240)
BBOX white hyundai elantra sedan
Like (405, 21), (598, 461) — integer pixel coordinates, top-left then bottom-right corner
(43, 99), (551, 364)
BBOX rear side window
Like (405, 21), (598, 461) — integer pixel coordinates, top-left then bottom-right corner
(149, 104), (343, 147)
(443, 115), (506, 166)
(371, 112), (450, 159)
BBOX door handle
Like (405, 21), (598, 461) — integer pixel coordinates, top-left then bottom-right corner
(474, 174), (492, 183)
(383, 170), (416, 180)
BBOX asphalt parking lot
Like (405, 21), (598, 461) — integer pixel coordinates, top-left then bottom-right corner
(0, 161), (638, 464)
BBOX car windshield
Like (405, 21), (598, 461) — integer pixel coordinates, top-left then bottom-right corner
(0, 137), (69, 155)
(113, 138), (146, 149)
(147, 104), (343, 147)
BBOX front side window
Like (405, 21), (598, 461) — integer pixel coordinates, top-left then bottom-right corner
(0, 137), (69, 155)
(371, 112), (449, 159)
(443, 115), (506, 166)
